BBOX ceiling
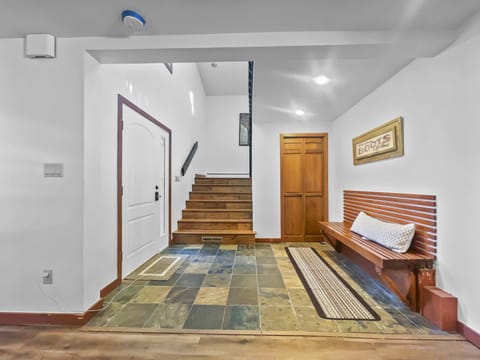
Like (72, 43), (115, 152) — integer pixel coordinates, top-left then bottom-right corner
(2, 0), (480, 38)
(3, 0), (480, 122)
(196, 62), (248, 96)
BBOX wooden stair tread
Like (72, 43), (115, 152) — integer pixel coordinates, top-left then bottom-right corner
(191, 191), (251, 194)
(173, 229), (255, 234)
(178, 219), (252, 223)
(194, 184), (251, 187)
(195, 176), (251, 180)
(183, 209), (251, 212)
(187, 199), (252, 203)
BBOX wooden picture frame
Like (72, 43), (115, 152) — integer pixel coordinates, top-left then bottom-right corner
(352, 117), (404, 165)
(239, 113), (250, 146)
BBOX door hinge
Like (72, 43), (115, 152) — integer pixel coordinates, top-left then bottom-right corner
(120, 121), (124, 131)
(121, 185), (124, 196)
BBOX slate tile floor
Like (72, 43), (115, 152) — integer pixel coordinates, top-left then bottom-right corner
(87, 242), (446, 335)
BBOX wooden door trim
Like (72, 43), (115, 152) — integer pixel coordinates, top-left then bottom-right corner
(280, 133), (329, 241)
(117, 94), (172, 281)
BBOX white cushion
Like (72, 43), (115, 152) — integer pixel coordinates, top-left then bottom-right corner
(350, 212), (415, 253)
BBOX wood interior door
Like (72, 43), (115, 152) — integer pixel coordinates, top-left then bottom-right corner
(281, 134), (328, 241)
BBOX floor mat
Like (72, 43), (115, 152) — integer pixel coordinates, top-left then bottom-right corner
(125, 254), (188, 281)
(286, 247), (379, 321)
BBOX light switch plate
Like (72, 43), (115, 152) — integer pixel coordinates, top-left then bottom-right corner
(44, 163), (64, 178)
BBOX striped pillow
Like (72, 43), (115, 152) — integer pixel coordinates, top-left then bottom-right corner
(350, 212), (415, 253)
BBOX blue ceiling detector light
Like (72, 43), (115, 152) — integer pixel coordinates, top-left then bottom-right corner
(121, 10), (146, 30)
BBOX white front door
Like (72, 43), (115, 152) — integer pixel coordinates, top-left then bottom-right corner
(122, 106), (168, 277)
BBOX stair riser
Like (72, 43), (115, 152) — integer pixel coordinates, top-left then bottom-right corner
(182, 211), (252, 219)
(190, 193), (252, 200)
(195, 178), (251, 185)
(192, 185), (252, 193)
(172, 233), (255, 245)
(186, 201), (252, 209)
(178, 222), (252, 230)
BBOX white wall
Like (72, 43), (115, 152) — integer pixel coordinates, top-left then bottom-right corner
(0, 39), (85, 312)
(204, 96), (249, 175)
(331, 26), (480, 332)
(83, 57), (207, 307)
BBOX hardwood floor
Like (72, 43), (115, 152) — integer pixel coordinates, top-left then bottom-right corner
(1, 325), (479, 359)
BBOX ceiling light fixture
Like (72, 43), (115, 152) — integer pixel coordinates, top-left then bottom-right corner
(295, 109), (305, 116)
(313, 75), (330, 85)
(121, 10), (146, 30)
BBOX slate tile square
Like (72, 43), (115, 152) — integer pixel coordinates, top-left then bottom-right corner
(216, 249), (237, 257)
(208, 263), (233, 274)
(230, 274), (257, 288)
(194, 287), (229, 305)
(180, 248), (200, 255)
(175, 274), (206, 287)
(256, 264), (281, 275)
(227, 287), (258, 305)
(190, 255), (216, 263)
(130, 286), (171, 304)
(214, 256), (235, 265)
(258, 274), (285, 288)
(164, 287), (200, 304)
(254, 244), (271, 249)
(223, 305), (260, 330)
(235, 256), (256, 265)
(256, 256), (277, 265)
(143, 303), (190, 329)
(104, 285), (142, 304)
(237, 245), (255, 256)
(148, 272), (182, 286)
(259, 288), (291, 306)
(87, 302), (125, 327)
(288, 289), (313, 307)
(255, 248), (275, 257)
(107, 303), (158, 327)
(202, 273), (232, 288)
(183, 305), (225, 329)
(260, 305), (299, 331)
(233, 264), (256, 274)
(184, 262), (212, 274)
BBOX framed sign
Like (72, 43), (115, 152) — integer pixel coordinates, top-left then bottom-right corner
(239, 113), (250, 146)
(352, 117), (404, 165)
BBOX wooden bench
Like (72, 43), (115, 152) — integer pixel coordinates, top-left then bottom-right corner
(320, 190), (437, 311)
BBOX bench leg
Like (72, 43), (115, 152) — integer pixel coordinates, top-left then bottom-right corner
(375, 267), (416, 309)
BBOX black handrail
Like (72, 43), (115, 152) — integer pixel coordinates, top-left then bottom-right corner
(181, 141), (198, 176)
(248, 61), (254, 178)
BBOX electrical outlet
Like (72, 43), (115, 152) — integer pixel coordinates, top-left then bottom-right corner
(42, 269), (53, 285)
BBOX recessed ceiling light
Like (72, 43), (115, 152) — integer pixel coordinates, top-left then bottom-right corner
(313, 75), (330, 85)
(295, 109), (305, 116)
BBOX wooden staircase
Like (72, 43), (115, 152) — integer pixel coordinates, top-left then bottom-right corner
(172, 175), (255, 244)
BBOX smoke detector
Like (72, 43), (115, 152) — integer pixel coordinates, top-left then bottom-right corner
(121, 10), (146, 30)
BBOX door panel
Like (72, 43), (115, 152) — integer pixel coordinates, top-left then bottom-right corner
(283, 195), (303, 236)
(304, 152), (324, 194)
(282, 153), (304, 193)
(305, 195), (325, 235)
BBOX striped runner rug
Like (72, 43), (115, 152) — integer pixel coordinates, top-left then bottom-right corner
(286, 247), (380, 321)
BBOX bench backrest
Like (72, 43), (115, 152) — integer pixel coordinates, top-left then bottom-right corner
(343, 190), (437, 258)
